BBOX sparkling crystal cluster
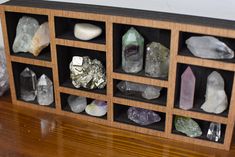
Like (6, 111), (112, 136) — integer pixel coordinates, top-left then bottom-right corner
(0, 48), (9, 96)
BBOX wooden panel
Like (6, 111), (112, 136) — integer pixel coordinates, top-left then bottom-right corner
(10, 56), (52, 68)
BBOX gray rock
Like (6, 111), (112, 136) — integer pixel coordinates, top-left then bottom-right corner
(0, 48), (9, 96)
(68, 95), (87, 113)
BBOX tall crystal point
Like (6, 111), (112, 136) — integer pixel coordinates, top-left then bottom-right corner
(207, 122), (221, 142)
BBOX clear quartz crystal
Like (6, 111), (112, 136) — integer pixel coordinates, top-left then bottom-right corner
(20, 67), (37, 101)
(207, 122), (221, 142)
(122, 27), (144, 73)
(37, 74), (54, 106)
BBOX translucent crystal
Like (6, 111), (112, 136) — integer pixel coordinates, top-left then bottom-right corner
(145, 42), (170, 78)
(67, 95), (87, 113)
(207, 122), (221, 142)
(174, 116), (202, 138)
(117, 81), (162, 100)
(127, 107), (161, 125)
(85, 100), (107, 117)
(179, 67), (195, 110)
(201, 71), (228, 114)
(122, 27), (144, 73)
(70, 56), (106, 89)
(20, 67), (37, 101)
(186, 36), (234, 59)
(0, 48), (9, 96)
(37, 74), (54, 106)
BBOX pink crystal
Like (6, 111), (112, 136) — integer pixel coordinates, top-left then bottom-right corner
(179, 66), (196, 110)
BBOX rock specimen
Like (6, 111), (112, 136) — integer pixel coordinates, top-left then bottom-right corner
(70, 56), (106, 89)
(122, 27), (144, 73)
(186, 36), (234, 59)
(74, 23), (102, 41)
(85, 100), (107, 117)
(20, 67), (37, 101)
(179, 67), (195, 110)
(117, 81), (162, 100)
(201, 71), (228, 114)
(174, 116), (202, 138)
(30, 22), (50, 56)
(207, 122), (221, 142)
(145, 42), (170, 78)
(37, 74), (54, 106)
(127, 107), (161, 125)
(67, 95), (87, 113)
(0, 48), (9, 96)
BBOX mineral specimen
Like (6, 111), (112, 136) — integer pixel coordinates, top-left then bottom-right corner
(186, 36), (234, 59)
(20, 67), (37, 101)
(201, 71), (228, 114)
(127, 107), (161, 125)
(145, 42), (170, 78)
(207, 122), (221, 142)
(0, 48), (9, 96)
(122, 27), (144, 73)
(85, 100), (107, 117)
(70, 56), (106, 89)
(179, 67), (195, 110)
(174, 116), (202, 138)
(37, 74), (54, 106)
(74, 23), (102, 41)
(117, 81), (162, 100)
(67, 95), (87, 113)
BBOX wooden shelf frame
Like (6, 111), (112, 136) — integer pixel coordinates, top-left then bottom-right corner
(1, 0), (235, 150)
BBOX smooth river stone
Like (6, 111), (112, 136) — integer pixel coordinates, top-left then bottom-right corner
(74, 23), (102, 41)
(186, 36), (234, 59)
(67, 95), (87, 113)
(179, 67), (195, 110)
(201, 71), (228, 114)
(30, 22), (50, 56)
(207, 122), (221, 142)
(0, 48), (9, 96)
(174, 116), (202, 138)
(85, 100), (107, 117)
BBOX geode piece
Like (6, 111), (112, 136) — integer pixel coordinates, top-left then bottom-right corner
(85, 100), (107, 117)
(145, 42), (170, 78)
(0, 48), (9, 96)
(174, 116), (202, 138)
(122, 27), (144, 73)
(127, 107), (161, 125)
(70, 56), (106, 89)
(186, 36), (234, 59)
(201, 71), (228, 114)
(67, 95), (87, 113)
(117, 81), (162, 100)
(74, 23), (102, 41)
(207, 122), (221, 142)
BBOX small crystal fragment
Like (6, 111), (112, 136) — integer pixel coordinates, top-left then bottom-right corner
(74, 23), (102, 41)
(37, 74), (54, 106)
(20, 67), (37, 101)
(85, 100), (107, 117)
(174, 116), (202, 138)
(186, 36), (234, 59)
(122, 27), (144, 73)
(179, 67), (196, 110)
(0, 48), (9, 96)
(201, 71), (228, 114)
(127, 107), (161, 125)
(67, 95), (87, 113)
(207, 122), (221, 142)
(145, 42), (170, 78)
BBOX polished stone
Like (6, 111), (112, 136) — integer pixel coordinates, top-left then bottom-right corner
(85, 100), (107, 117)
(74, 23), (102, 41)
(68, 95), (87, 113)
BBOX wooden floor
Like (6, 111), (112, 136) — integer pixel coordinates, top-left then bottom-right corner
(0, 94), (235, 157)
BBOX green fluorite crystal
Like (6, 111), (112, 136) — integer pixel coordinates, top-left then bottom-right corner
(174, 116), (202, 138)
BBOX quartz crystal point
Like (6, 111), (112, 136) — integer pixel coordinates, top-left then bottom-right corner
(207, 122), (221, 142)
(201, 71), (228, 114)
(67, 95), (87, 113)
(174, 116), (202, 138)
(145, 42), (170, 78)
(70, 56), (106, 89)
(122, 27), (144, 73)
(85, 100), (107, 117)
(37, 74), (54, 106)
(179, 67), (195, 110)
(127, 107), (161, 125)
(0, 48), (9, 96)
(13, 16), (39, 53)
(117, 81), (162, 100)
(20, 67), (37, 101)
(186, 36), (234, 59)
(74, 23), (102, 41)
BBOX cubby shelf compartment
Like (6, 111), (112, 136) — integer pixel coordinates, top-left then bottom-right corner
(56, 45), (107, 95)
(113, 23), (171, 81)
(11, 62), (55, 108)
(174, 63), (234, 117)
(5, 11), (51, 61)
